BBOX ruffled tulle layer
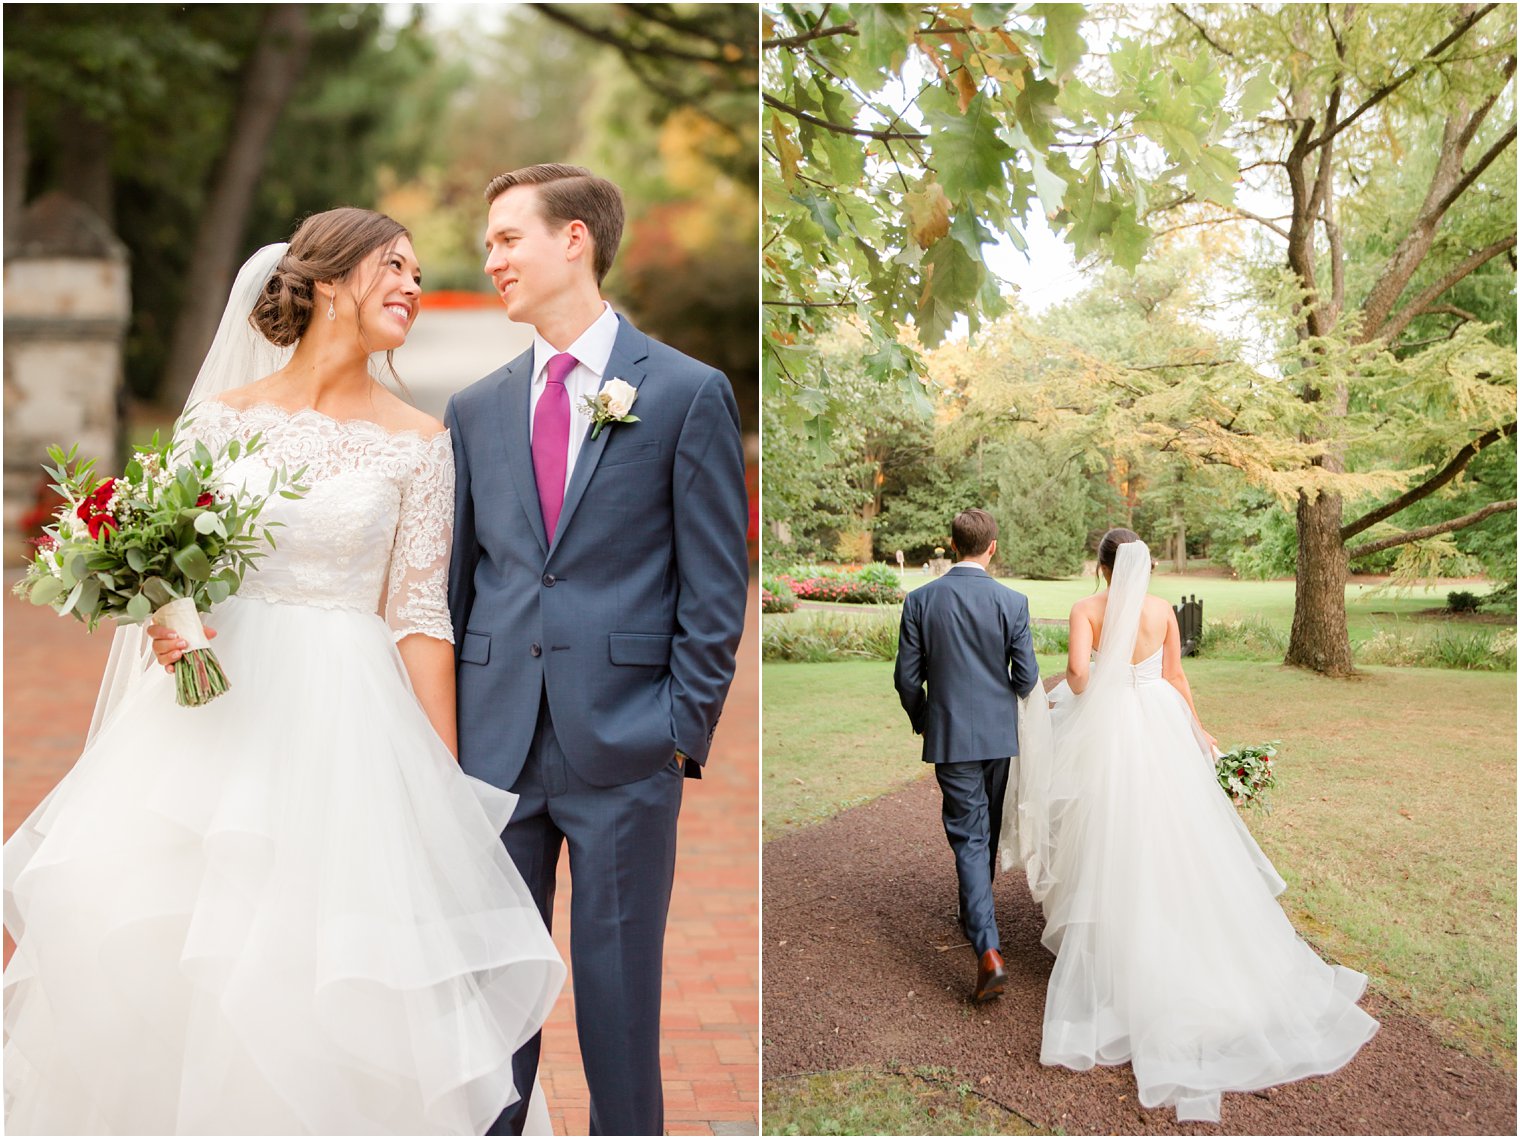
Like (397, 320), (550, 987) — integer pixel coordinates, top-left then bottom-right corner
(1034, 674), (1377, 1122)
(5, 597), (564, 1135)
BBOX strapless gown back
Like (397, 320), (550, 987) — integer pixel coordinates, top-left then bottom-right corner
(4, 403), (565, 1134)
(1015, 565), (1376, 1122)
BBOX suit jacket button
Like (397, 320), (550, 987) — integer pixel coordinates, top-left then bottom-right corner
(530, 643), (542, 657)
(542, 573), (556, 587)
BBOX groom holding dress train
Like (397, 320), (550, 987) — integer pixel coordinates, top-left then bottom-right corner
(447, 164), (749, 1135)
(894, 508), (1040, 1003)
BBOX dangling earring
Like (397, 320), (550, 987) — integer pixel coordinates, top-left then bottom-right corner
(326, 293), (336, 321)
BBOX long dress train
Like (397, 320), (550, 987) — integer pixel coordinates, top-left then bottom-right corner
(1004, 542), (1376, 1122)
(5, 402), (565, 1134)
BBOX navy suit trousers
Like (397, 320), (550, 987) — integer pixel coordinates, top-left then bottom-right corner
(489, 690), (684, 1137)
(934, 758), (1010, 957)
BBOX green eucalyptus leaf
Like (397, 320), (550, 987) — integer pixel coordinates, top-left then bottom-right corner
(30, 575), (66, 606)
(59, 579), (85, 616)
(76, 577), (101, 616)
(142, 576), (177, 608)
(173, 542), (214, 582)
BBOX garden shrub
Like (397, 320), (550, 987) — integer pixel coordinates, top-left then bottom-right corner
(775, 565), (905, 604)
(1356, 628), (1516, 670)
(761, 612), (900, 662)
(762, 576), (798, 614)
(1197, 616), (1289, 659)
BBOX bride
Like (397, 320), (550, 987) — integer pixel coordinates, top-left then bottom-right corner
(4, 209), (565, 1134)
(1005, 528), (1378, 1122)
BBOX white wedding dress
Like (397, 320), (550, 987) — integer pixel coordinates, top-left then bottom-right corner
(1003, 542), (1377, 1122)
(4, 402), (565, 1135)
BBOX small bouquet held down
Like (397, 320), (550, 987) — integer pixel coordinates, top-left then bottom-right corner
(1216, 741), (1279, 811)
(14, 421), (307, 707)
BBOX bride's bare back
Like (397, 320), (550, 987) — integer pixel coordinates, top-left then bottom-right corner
(1064, 589), (1212, 749)
(1070, 590), (1176, 664)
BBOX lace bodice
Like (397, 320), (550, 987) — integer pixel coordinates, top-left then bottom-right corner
(180, 401), (454, 643)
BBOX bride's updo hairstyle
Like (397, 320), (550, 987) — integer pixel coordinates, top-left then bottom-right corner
(249, 207), (409, 349)
(1096, 527), (1142, 583)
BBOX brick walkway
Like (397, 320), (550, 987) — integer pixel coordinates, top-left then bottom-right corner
(3, 575), (760, 1135)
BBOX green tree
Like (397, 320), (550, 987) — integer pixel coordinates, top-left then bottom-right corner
(871, 459), (983, 563)
(762, 2), (1243, 423)
(924, 238), (1240, 568)
(763, 325), (942, 563)
(989, 436), (1091, 578)
(1142, 3), (1517, 674)
(761, 395), (868, 563)
(7, 4), (450, 405)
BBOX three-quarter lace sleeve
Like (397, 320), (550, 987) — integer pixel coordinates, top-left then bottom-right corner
(385, 431), (455, 643)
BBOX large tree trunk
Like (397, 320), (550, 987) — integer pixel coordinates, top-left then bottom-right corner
(4, 82), (27, 246)
(1171, 465), (1187, 572)
(1281, 12), (1353, 676)
(54, 103), (114, 228)
(1285, 490), (1355, 675)
(160, 5), (313, 408)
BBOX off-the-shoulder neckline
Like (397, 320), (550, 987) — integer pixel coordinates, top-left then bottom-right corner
(191, 399), (449, 445)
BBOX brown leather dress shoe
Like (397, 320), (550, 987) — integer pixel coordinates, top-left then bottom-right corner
(972, 948), (1007, 1002)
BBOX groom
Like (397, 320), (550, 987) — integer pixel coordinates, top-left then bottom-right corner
(446, 164), (749, 1135)
(893, 509), (1038, 1002)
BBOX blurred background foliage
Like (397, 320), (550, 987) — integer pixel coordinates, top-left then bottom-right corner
(4, 2), (757, 424)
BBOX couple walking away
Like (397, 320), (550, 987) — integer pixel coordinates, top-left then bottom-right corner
(895, 510), (1378, 1123)
(4, 164), (750, 1135)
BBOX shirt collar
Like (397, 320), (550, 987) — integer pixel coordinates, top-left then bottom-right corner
(532, 301), (619, 384)
(953, 561), (986, 571)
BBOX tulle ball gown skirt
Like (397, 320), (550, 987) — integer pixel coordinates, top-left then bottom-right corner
(4, 596), (565, 1135)
(1038, 671), (1378, 1122)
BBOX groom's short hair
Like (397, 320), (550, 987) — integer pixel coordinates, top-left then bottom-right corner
(484, 164), (625, 284)
(951, 509), (998, 558)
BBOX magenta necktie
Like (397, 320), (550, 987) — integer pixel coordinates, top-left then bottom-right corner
(532, 352), (577, 543)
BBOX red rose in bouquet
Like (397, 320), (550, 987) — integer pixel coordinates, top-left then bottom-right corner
(76, 478), (120, 539)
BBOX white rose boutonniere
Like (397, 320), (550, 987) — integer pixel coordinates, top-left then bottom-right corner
(579, 378), (640, 439)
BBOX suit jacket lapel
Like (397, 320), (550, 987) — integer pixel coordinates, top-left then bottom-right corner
(549, 318), (651, 558)
(496, 348), (548, 557)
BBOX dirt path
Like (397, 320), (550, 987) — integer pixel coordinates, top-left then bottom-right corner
(762, 774), (1515, 1135)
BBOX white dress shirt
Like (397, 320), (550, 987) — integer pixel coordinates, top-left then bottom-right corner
(953, 561), (986, 571)
(530, 301), (621, 494)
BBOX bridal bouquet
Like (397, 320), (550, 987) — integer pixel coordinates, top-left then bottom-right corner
(1217, 742), (1279, 811)
(14, 422), (307, 707)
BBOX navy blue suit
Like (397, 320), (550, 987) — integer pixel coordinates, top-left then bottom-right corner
(893, 565), (1039, 956)
(446, 316), (749, 1135)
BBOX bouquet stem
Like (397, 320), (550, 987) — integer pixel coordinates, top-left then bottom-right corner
(154, 598), (230, 707)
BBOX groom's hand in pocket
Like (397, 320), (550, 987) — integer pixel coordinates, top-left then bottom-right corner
(147, 622), (218, 673)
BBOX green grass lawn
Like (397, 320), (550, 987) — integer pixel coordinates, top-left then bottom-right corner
(763, 658), (1517, 1068)
(762, 653), (1066, 837)
(889, 571), (1499, 641)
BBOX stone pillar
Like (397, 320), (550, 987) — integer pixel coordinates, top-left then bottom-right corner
(4, 192), (130, 563)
